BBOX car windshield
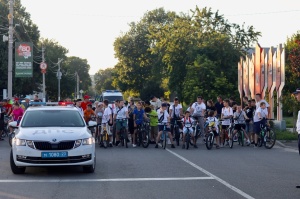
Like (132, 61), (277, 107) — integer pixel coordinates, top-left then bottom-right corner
(103, 96), (123, 104)
(21, 110), (85, 127)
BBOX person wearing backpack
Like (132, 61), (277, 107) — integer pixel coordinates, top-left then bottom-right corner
(181, 111), (197, 149)
(190, 96), (206, 144)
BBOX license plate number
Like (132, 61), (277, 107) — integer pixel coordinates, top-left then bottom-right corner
(41, 152), (68, 158)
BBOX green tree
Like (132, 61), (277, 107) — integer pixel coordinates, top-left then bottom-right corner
(94, 68), (116, 93)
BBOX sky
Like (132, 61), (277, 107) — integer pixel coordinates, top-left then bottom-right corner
(21, 0), (300, 75)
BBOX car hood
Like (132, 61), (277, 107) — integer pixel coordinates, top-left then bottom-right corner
(16, 127), (91, 141)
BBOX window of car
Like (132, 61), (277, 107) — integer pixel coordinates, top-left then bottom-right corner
(21, 110), (85, 127)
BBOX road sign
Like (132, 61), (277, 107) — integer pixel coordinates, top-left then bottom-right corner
(40, 62), (47, 70)
(79, 90), (83, 94)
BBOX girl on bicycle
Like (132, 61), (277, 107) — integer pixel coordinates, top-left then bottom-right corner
(207, 110), (220, 149)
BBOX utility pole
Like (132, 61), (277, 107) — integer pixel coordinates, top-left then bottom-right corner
(7, 0), (14, 99)
(41, 46), (46, 102)
(56, 58), (63, 101)
(76, 72), (80, 99)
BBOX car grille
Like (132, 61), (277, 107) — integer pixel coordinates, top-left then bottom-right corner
(17, 155), (92, 164)
(34, 141), (75, 150)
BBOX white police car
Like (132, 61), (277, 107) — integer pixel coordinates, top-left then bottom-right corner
(10, 106), (96, 174)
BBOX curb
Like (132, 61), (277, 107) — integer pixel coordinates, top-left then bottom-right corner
(276, 140), (287, 148)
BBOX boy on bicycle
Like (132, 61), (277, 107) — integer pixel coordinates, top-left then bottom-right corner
(206, 110), (220, 149)
(253, 102), (269, 148)
(114, 100), (129, 147)
(155, 103), (175, 148)
(133, 101), (148, 148)
(221, 99), (233, 147)
(181, 111), (197, 149)
(232, 105), (251, 145)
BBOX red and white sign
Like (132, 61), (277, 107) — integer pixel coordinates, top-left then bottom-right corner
(40, 62), (47, 70)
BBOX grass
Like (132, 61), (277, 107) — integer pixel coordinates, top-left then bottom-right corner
(275, 130), (298, 140)
(283, 117), (295, 128)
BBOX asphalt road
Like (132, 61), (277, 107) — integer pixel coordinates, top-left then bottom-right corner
(0, 139), (299, 199)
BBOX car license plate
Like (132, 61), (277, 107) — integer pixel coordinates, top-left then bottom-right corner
(41, 152), (68, 158)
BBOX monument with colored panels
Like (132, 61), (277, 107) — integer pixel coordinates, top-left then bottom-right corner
(238, 43), (286, 130)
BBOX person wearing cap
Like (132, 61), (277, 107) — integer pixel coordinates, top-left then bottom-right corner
(81, 95), (92, 111)
(155, 103), (175, 148)
(293, 88), (300, 154)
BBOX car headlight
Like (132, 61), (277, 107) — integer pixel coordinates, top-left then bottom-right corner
(74, 139), (82, 148)
(15, 138), (26, 146)
(82, 138), (93, 145)
(26, 140), (35, 149)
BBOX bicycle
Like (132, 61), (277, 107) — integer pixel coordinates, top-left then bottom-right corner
(183, 121), (195, 150)
(136, 120), (150, 148)
(205, 121), (217, 150)
(1, 115), (10, 139)
(171, 118), (182, 146)
(191, 118), (208, 146)
(257, 119), (276, 149)
(229, 120), (248, 148)
(99, 123), (109, 148)
(219, 120), (234, 148)
(116, 118), (128, 148)
(160, 122), (170, 149)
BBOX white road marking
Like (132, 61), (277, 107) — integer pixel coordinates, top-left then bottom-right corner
(0, 177), (213, 183)
(166, 148), (255, 199)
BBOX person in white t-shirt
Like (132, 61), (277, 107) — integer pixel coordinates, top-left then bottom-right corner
(190, 96), (206, 144)
(114, 100), (129, 146)
(220, 99), (233, 147)
(169, 97), (183, 139)
(75, 99), (84, 117)
(206, 110), (220, 149)
(155, 103), (175, 148)
(293, 88), (300, 155)
(253, 101), (269, 148)
(255, 93), (270, 109)
(101, 99), (113, 147)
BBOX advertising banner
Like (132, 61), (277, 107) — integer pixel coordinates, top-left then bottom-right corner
(15, 42), (33, 77)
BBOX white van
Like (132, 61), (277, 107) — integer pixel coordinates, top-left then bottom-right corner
(99, 90), (123, 104)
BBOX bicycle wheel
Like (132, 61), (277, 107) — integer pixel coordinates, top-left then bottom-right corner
(258, 132), (263, 147)
(238, 131), (244, 146)
(162, 132), (167, 149)
(175, 127), (180, 146)
(265, 129), (276, 149)
(228, 130), (233, 148)
(186, 132), (190, 150)
(205, 133), (214, 150)
(142, 130), (150, 148)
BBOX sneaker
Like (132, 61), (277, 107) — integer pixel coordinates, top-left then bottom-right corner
(155, 144), (158, 148)
(216, 145), (220, 149)
(225, 141), (229, 146)
(116, 141), (120, 146)
(246, 140), (251, 146)
(182, 144), (185, 149)
(167, 138), (171, 145)
(171, 144), (175, 148)
(194, 144), (198, 148)
(109, 143), (113, 147)
(220, 144), (224, 148)
(233, 135), (238, 142)
(132, 144), (137, 148)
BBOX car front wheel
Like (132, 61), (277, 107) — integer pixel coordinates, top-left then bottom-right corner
(10, 150), (26, 174)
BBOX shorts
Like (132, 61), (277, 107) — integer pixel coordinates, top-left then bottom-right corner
(245, 122), (253, 134)
(116, 119), (127, 131)
(151, 126), (158, 137)
(253, 121), (262, 135)
(183, 127), (194, 135)
(222, 125), (229, 130)
(234, 124), (246, 131)
(101, 123), (112, 135)
(158, 125), (170, 132)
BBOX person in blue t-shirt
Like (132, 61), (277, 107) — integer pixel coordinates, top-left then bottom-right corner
(133, 101), (148, 148)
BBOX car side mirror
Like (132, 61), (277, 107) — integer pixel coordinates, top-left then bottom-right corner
(9, 121), (18, 128)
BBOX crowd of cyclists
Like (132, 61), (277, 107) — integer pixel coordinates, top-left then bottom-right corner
(0, 93), (271, 149)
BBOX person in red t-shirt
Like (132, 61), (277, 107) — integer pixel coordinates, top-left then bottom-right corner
(81, 95), (92, 111)
(2, 99), (12, 116)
